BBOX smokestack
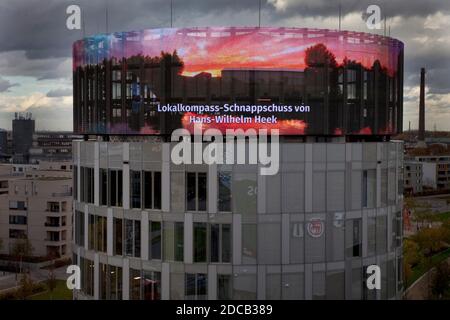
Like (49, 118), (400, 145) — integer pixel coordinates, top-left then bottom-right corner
(418, 68), (426, 142)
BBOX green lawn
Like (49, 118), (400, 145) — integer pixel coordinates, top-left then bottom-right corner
(407, 247), (450, 288)
(30, 280), (72, 300)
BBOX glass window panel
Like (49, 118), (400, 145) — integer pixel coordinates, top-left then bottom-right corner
(143, 271), (161, 300)
(194, 223), (207, 262)
(210, 224), (220, 263)
(218, 172), (232, 212)
(217, 274), (232, 300)
(198, 173), (207, 211)
(186, 173), (196, 211)
(282, 272), (304, 300)
(312, 271), (326, 300)
(222, 224), (231, 263)
(154, 171), (161, 209)
(326, 270), (345, 300)
(290, 222), (304, 263)
(151, 221), (161, 260)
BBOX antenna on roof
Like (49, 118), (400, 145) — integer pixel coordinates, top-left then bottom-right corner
(258, 0), (262, 27)
(170, 0), (173, 28)
(105, 0), (109, 33)
(339, 3), (341, 31)
(82, 11), (86, 38)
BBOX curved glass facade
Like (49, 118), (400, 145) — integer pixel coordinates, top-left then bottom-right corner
(72, 139), (404, 300)
(72, 27), (404, 300)
(73, 27), (404, 136)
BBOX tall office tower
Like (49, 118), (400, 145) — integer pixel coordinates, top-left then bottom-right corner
(0, 129), (7, 155)
(417, 68), (426, 148)
(12, 112), (35, 163)
(72, 28), (404, 300)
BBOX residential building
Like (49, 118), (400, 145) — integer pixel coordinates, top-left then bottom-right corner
(0, 161), (73, 259)
(404, 161), (423, 194)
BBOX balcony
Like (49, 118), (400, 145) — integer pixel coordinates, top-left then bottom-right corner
(51, 192), (72, 197)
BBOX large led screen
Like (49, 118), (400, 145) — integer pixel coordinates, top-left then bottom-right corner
(73, 27), (404, 136)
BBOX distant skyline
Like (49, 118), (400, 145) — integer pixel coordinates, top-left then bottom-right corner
(0, 0), (449, 131)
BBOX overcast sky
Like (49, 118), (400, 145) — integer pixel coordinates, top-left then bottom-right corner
(0, 0), (449, 131)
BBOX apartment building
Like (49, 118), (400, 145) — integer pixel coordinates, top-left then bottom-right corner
(0, 162), (73, 259)
(404, 161), (423, 194)
(409, 155), (450, 190)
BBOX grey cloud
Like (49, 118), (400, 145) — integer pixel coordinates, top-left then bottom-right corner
(0, 76), (19, 92)
(46, 88), (72, 97)
(267, 0), (449, 19)
(0, 0), (449, 99)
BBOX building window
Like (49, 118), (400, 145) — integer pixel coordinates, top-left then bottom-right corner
(113, 218), (123, 256)
(367, 217), (376, 256)
(47, 202), (60, 212)
(210, 224), (231, 263)
(312, 271), (326, 300)
(193, 223), (207, 262)
(217, 274), (232, 300)
(150, 221), (161, 260)
(143, 171), (161, 210)
(125, 219), (141, 258)
(242, 223), (257, 264)
(376, 215), (387, 255)
(74, 210), (85, 247)
(163, 221), (184, 262)
(81, 257), (94, 297)
(186, 172), (207, 211)
(81, 167), (94, 204)
(9, 200), (27, 210)
(87, 214), (106, 252)
(290, 222), (304, 263)
(9, 215), (27, 225)
(130, 269), (141, 300)
(100, 168), (108, 206)
(130, 170), (141, 209)
(346, 218), (362, 258)
(9, 229), (27, 239)
(109, 169), (123, 207)
(73, 166), (78, 200)
(185, 273), (207, 300)
(143, 271), (161, 300)
(218, 172), (232, 212)
(362, 169), (376, 208)
(96, 215), (107, 252)
(109, 265), (123, 300)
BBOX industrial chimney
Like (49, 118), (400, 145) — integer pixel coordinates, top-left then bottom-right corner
(416, 68), (426, 148)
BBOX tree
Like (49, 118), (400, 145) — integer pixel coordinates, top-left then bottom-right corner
(403, 239), (423, 285)
(15, 272), (35, 300)
(405, 197), (437, 229)
(412, 227), (445, 255)
(11, 237), (34, 274)
(304, 43), (338, 68)
(431, 261), (450, 299)
(46, 266), (57, 300)
(46, 251), (58, 300)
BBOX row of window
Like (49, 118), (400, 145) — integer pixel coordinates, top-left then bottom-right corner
(76, 256), (401, 300)
(79, 167), (217, 211)
(75, 211), (232, 263)
(77, 166), (398, 213)
(9, 215), (27, 225)
(74, 212), (401, 264)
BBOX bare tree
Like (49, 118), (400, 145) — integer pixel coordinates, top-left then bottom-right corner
(15, 272), (35, 300)
(46, 252), (58, 300)
(11, 237), (34, 274)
